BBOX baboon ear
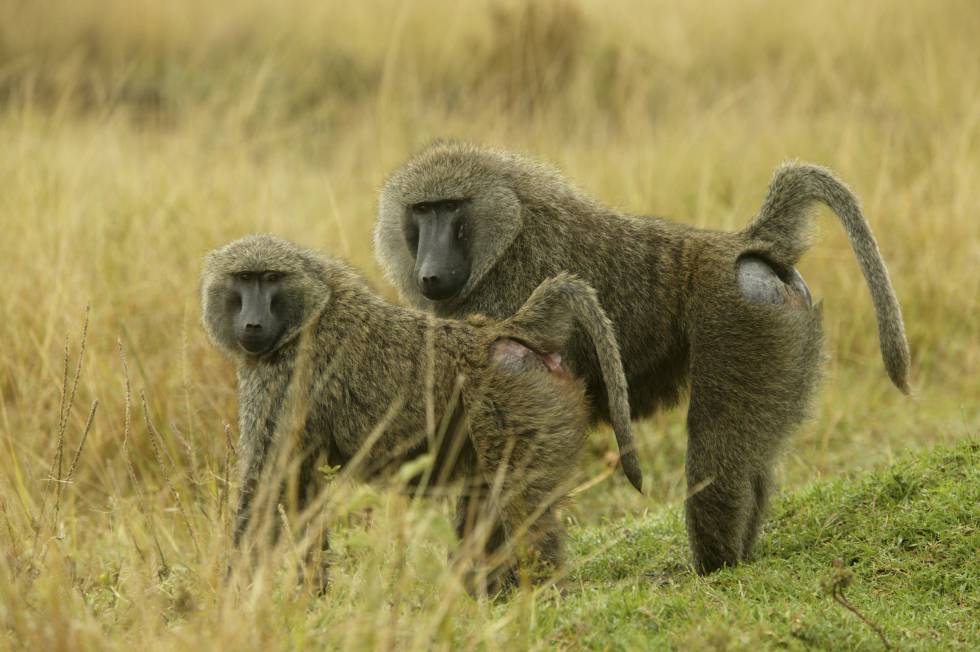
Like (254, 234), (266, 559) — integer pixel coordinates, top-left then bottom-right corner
(374, 190), (419, 303)
(458, 186), (522, 300)
(275, 258), (332, 351)
(201, 275), (240, 357)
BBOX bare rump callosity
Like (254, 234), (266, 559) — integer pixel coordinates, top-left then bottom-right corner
(375, 143), (911, 574)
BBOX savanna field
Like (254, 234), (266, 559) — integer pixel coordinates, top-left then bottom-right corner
(0, 0), (977, 649)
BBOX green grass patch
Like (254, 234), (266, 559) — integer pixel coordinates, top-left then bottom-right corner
(531, 439), (979, 650)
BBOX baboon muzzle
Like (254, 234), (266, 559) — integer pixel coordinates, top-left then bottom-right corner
(414, 218), (469, 301)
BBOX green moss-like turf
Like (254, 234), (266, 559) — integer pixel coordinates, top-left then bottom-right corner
(528, 439), (979, 650)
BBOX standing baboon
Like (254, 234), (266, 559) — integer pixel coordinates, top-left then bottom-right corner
(374, 143), (911, 574)
(200, 234), (640, 590)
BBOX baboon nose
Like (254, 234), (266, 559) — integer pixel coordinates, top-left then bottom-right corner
(245, 323), (262, 331)
(417, 266), (462, 301)
(420, 273), (458, 300)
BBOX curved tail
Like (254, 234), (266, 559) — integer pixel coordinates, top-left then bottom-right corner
(503, 273), (644, 492)
(745, 163), (911, 393)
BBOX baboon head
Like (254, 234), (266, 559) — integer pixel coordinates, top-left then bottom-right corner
(201, 235), (330, 359)
(375, 142), (526, 307)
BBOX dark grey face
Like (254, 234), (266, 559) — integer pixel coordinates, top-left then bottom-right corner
(228, 271), (289, 355)
(404, 199), (471, 301)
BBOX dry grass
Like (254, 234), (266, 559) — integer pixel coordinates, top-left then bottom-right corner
(0, 0), (977, 649)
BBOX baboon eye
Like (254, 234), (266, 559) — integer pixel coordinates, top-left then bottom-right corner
(412, 203), (432, 215)
(444, 200), (460, 212)
(265, 272), (282, 283)
(237, 272), (254, 282)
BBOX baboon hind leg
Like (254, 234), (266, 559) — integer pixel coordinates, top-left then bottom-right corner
(505, 502), (565, 579)
(741, 467), (773, 561)
(685, 352), (816, 574)
(453, 490), (565, 593)
(686, 261), (822, 574)
(683, 423), (755, 574)
(453, 491), (511, 593)
(453, 450), (570, 593)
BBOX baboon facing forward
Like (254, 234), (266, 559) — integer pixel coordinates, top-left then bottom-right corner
(375, 143), (911, 574)
(201, 234), (639, 590)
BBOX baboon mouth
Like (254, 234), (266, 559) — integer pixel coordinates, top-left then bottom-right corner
(238, 336), (274, 355)
(420, 286), (462, 302)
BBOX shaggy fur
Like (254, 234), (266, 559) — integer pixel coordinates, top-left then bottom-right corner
(375, 143), (911, 574)
(201, 234), (638, 590)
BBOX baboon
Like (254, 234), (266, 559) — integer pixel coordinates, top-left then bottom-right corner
(374, 143), (911, 574)
(200, 234), (640, 591)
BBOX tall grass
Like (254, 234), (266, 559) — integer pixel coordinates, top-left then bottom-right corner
(0, 0), (976, 649)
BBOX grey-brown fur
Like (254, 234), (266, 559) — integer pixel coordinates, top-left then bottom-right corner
(374, 143), (911, 574)
(200, 234), (638, 590)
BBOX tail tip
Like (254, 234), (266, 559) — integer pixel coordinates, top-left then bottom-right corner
(886, 354), (912, 396)
(622, 454), (644, 494)
(893, 373), (912, 396)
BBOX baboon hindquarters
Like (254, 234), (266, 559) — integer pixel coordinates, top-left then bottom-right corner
(454, 359), (589, 591)
(684, 254), (823, 574)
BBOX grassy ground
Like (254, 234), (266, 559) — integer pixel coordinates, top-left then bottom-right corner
(0, 0), (977, 649)
(551, 439), (979, 650)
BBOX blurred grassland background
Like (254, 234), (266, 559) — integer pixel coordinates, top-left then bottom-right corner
(0, 0), (977, 649)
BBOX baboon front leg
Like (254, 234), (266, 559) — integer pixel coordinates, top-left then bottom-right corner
(233, 440), (272, 548)
(233, 443), (309, 550)
(229, 436), (275, 584)
(233, 439), (330, 590)
(292, 452), (331, 592)
(232, 477), (256, 548)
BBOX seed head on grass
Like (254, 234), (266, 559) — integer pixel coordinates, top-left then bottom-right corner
(823, 558), (892, 650)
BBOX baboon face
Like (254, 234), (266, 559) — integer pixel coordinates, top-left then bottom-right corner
(207, 267), (306, 357)
(404, 199), (472, 300)
(226, 270), (291, 355)
(376, 143), (524, 307)
(202, 235), (327, 359)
